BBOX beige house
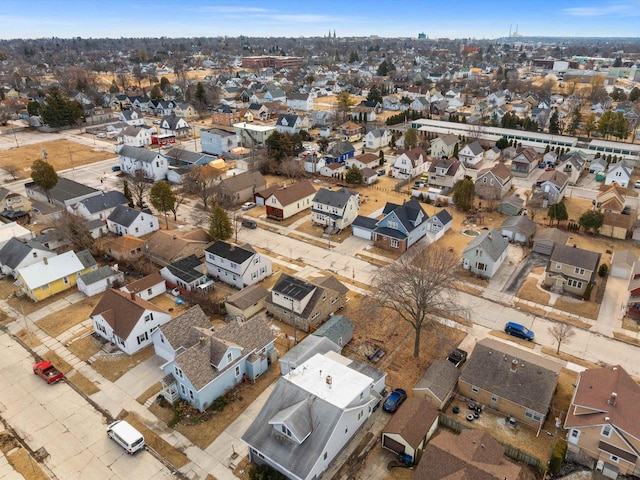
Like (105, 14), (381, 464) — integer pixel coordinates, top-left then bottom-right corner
(564, 365), (640, 479)
(224, 284), (269, 320)
(429, 134), (459, 158)
(600, 210), (636, 240)
(459, 338), (561, 429)
(265, 181), (316, 221)
(475, 163), (513, 201)
(596, 184), (626, 212)
(427, 158), (465, 190)
(543, 244), (601, 297)
(218, 170), (267, 206)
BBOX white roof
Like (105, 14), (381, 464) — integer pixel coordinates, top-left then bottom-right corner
(233, 122), (275, 132)
(286, 353), (372, 409)
(18, 251), (85, 288)
(0, 222), (33, 245)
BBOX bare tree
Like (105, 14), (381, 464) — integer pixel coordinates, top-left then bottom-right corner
(126, 170), (152, 208)
(54, 211), (96, 253)
(183, 166), (222, 210)
(279, 158), (304, 179)
(371, 246), (464, 358)
(549, 323), (575, 354)
(1, 164), (20, 180)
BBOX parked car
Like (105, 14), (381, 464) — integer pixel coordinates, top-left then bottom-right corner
(111, 165), (121, 172)
(383, 388), (407, 413)
(107, 420), (145, 455)
(242, 219), (257, 229)
(504, 322), (534, 341)
(635, 180), (640, 189)
(96, 133), (107, 138)
(242, 202), (256, 211)
(33, 361), (64, 384)
(413, 181), (426, 188)
(447, 348), (468, 367)
(377, 169), (386, 176)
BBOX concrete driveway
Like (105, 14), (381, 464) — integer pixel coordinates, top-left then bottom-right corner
(502, 251), (548, 295)
(114, 355), (166, 400)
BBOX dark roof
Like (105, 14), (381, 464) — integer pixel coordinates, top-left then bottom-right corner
(377, 198), (428, 234)
(549, 244), (601, 271)
(26, 177), (99, 204)
(159, 305), (210, 350)
(460, 338), (561, 415)
(78, 265), (119, 285)
(107, 205), (144, 227)
(205, 240), (255, 264)
(0, 238), (51, 269)
(313, 314), (353, 347)
(312, 188), (354, 210)
(272, 273), (316, 301)
(225, 284), (270, 311)
(383, 397), (438, 449)
(76, 249), (98, 269)
(118, 145), (163, 163)
(352, 215), (378, 229)
(76, 191), (129, 213)
(462, 228), (508, 261)
(433, 209), (453, 225)
(219, 170), (266, 192)
(165, 148), (216, 165)
(165, 254), (205, 283)
(276, 114), (300, 127)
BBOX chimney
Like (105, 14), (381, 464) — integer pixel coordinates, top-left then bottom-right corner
(199, 336), (206, 347)
(326, 375), (332, 388)
(609, 392), (617, 406)
(510, 358), (518, 373)
(43, 257), (48, 265)
(130, 291), (136, 301)
(230, 244), (235, 251)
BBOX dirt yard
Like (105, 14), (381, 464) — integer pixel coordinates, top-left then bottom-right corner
(0, 139), (114, 176)
(91, 345), (155, 382)
(36, 296), (99, 338)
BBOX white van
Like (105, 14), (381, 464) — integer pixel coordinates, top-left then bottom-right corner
(107, 420), (145, 454)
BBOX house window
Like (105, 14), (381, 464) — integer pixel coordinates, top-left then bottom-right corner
(490, 394), (498, 403)
(476, 262), (487, 271)
(189, 389), (195, 401)
(63, 276), (69, 285)
(569, 429), (580, 444)
(482, 177), (487, 183)
(323, 452), (328, 460)
(525, 409), (543, 422)
(475, 249), (482, 257)
(137, 332), (148, 344)
(602, 424), (612, 438)
(311, 311), (320, 320)
(32, 252), (37, 258)
(235, 366), (241, 377)
(471, 385), (479, 393)
(567, 279), (583, 289)
(174, 366), (183, 379)
(556, 262), (562, 269)
(390, 239), (399, 248)
(574, 267), (585, 275)
(610, 455), (619, 463)
(388, 221), (398, 229)
(345, 427), (348, 434)
(135, 227), (139, 233)
(281, 425), (292, 437)
(147, 288), (152, 296)
(180, 384), (186, 395)
(227, 352), (232, 363)
(144, 313), (153, 322)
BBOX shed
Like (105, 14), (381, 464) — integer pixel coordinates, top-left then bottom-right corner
(497, 195), (524, 216)
(532, 227), (569, 256)
(77, 266), (124, 297)
(278, 335), (341, 376)
(611, 249), (638, 280)
(312, 314), (353, 349)
(413, 360), (460, 410)
(381, 397), (439, 463)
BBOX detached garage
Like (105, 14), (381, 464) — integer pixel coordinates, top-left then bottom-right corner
(500, 216), (536, 245)
(532, 227), (569, 256)
(610, 249), (638, 279)
(381, 397), (439, 463)
(352, 215), (377, 240)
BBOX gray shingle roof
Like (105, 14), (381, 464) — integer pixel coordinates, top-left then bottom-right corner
(225, 284), (269, 311)
(118, 145), (163, 164)
(159, 305), (210, 350)
(26, 177), (100, 205)
(107, 205), (143, 227)
(76, 249), (97, 269)
(219, 170), (266, 192)
(463, 228), (508, 261)
(312, 188), (353, 210)
(500, 216), (536, 236)
(549, 244), (601, 272)
(77, 191), (129, 214)
(312, 314), (353, 347)
(0, 238), (51, 269)
(78, 265), (119, 285)
(414, 360), (459, 402)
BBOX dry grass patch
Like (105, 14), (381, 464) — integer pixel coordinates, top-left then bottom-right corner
(287, 232), (330, 250)
(540, 347), (600, 369)
(6, 447), (50, 480)
(36, 297), (99, 338)
(67, 334), (103, 361)
(42, 350), (72, 373)
(622, 316), (640, 332)
(0, 278), (18, 300)
(294, 221), (352, 243)
(490, 330), (536, 349)
(515, 301), (548, 317)
(612, 332), (640, 345)
(553, 297), (600, 320)
(92, 346), (155, 382)
(136, 383), (162, 405)
(365, 245), (403, 260)
(68, 371), (100, 395)
(516, 277), (551, 305)
(0, 139), (114, 173)
(14, 328), (41, 348)
(119, 412), (189, 469)
(454, 281), (484, 296)
(148, 294), (187, 317)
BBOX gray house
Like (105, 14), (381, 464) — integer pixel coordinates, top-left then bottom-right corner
(413, 360), (459, 410)
(218, 171), (267, 206)
(532, 227), (569, 256)
(500, 216), (537, 244)
(462, 228), (509, 278)
(497, 195), (524, 216)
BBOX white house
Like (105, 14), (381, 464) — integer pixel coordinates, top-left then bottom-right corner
(345, 153), (380, 171)
(106, 205), (159, 237)
(118, 126), (153, 147)
(160, 255), (209, 292)
(90, 288), (172, 355)
(364, 128), (392, 150)
(391, 147), (429, 179)
(200, 128), (239, 156)
(605, 160), (633, 188)
(311, 188), (360, 231)
(265, 181), (316, 221)
(0, 238), (56, 278)
(118, 109), (145, 126)
(287, 92), (313, 112)
(242, 352), (386, 480)
(275, 114), (302, 135)
(205, 240), (273, 289)
(425, 209), (453, 242)
(68, 191), (130, 221)
(160, 113), (190, 138)
(457, 141), (484, 168)
(77, 265), (124, 297)
(303, 153), (326, 174)
(117, 145), (169, 182)
(119, 271), (166, 301)
(462, 228), (509, 278)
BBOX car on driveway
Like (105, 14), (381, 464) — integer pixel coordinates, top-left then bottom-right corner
(504, 322), (534, 341)
(447, 348), (468, 367)
(33, 361), (64, 384)
(242, 202), (256, 211)
(383, 388), (407, 412)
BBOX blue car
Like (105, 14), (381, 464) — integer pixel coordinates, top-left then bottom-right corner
(383, 388), (407, 413)
(504, 322), (534, 341)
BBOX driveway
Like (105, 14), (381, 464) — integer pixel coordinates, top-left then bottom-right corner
(502, 252), (548, 295)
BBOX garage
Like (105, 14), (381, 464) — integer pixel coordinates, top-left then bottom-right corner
(610, 249), (637, 279)
(381, 398), (439, 463)
(352, 216), (377, 240)
(382, 435), (405, 454)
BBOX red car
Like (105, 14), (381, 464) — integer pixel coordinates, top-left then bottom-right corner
(33, 361), (64, 384)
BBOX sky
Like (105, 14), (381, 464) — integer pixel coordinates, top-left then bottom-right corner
(1, 0), (640, 40)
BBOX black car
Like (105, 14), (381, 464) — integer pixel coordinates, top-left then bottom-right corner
(447, 348), (468, 367)
(241, 219), (257, 229)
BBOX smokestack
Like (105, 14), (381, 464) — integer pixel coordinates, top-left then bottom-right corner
(199, 336), (206, 347)
(326, 375), (332, 388)
(609, 392), (617, 406)
(43, 257), (48, 265)
(510, 358), (518, 373)
(130, 291), (136, 301)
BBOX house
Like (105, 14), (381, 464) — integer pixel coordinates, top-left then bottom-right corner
(589, 158), (608, 174)
(381, 397), (438, 463)
(461, 228), (509, 278)
(68, 191), (130, 221)
(242, 352), (385, 480)
(485, 146), (502, 162)
(346, 153), (380, 171)
(91, 288), (171, 355)
(204, 240), (272, 289)
(25, 177), (101, 208)
(459, 338), (561, 429)
(543, 244), (601, 297)
(107, 205), (159, 237)
(148, 99), (175, 116)
(0, 222), (33, 250)
(605, 161), (632, 188)
(287, 92), (313, 111)
(310, 110), (332, 128)
(559, 151), (588, 184)
(120, 272), (166, 301)
(160, 113), (190, 137)
(410, 96), (430, 111)
(413, 360), (459, 410)
(0, 238), (56, 278)
(500, 216), (537, 244)
(311, 188), (360, 231)
(174, 102), (197, 121)
(200, 128), (239, 156)
(16, 250), (97, 302)
(144, 227), (209, 267)
(596, 184), (626, 212)
(475, 164), (513, 201)
(117, 145), (169, 182)
(224, 284), (270, 320)
(218, 171), (267, 206)
(336, 122), (363, 142)
(532, 170), (569, 206)
(487, 90), (507, 107)
(391, 147), (429, 180)
(264, 88), (286, 103)
(413, 429), (523, 480)
(564, 365), (640, 479)
(364, 128), (392, 150)
(265, 181), (316, 221)
(427, 158), (465, 190)
(117, 125), (153, 147)
(275, 114), (302, 135)
(104, 234), (146, 262)
(510, 147), (539, 177)
(265, 273), (348, 332)
(0, 187), (30, 214)
(77, 265), (124, 297)
(425, 209), (453, 242)
(160, 254), (208, 292)
(458, 141), (484, 168)
(429, 134), (459, 158)
(610, 249), (637, 280)
(600, 210), (636, 240)
(497, 195), (524, 216)
(325, 141), (356, 163)
(157, 315), (276, 411)
(532, 228), (570, 256)
(212, 105), (241, 126)
(312, 314), (353, 350)
(279, 336), (342, 376)
(118, 109), (144, 126)
(361, 167), (378, 185)
(247, 103), (270, 121)
(319, 162), (346, 178)
(373, 198), (429, 252)
(152, 305), (210, 362)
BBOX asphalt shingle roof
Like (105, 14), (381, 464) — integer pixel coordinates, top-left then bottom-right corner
(76, 191), (129, 214)
(205, 240), (255, 265)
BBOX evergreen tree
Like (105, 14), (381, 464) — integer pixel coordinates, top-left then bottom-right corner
(452, 178), (475, 211)
(579, 210), (604, 233)
(548, 110), (561, 134)
(345, 166), (364, 184)
(208, 203), (232, 241)
(31, 159), (58, 202)
(548, 202), (568, 227)
(122, 179), (134, 207)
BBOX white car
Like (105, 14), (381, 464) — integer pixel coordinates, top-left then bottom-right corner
(242, 202), (256, 210)
(635, 180), (640, 189)
(96, 133), (106, 138)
